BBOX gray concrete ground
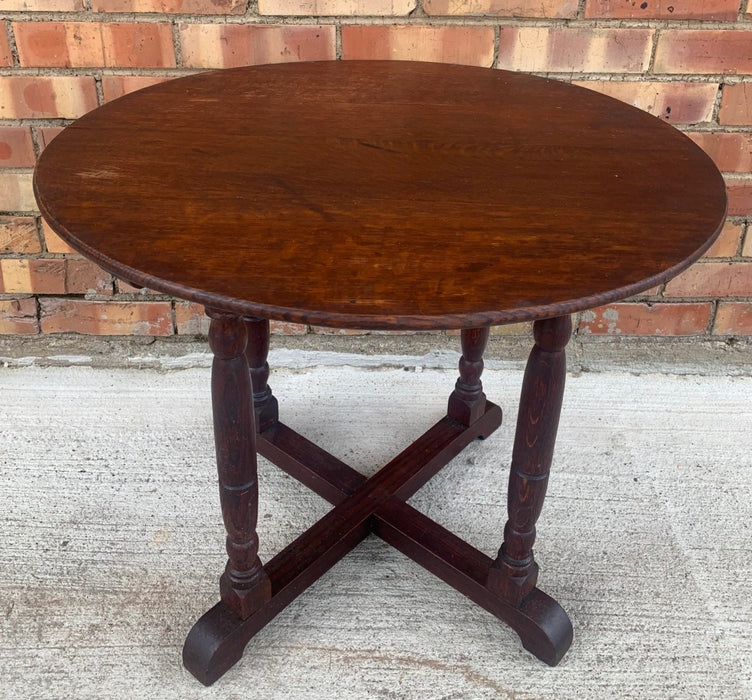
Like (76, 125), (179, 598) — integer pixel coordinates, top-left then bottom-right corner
(1, 346), (751, 699)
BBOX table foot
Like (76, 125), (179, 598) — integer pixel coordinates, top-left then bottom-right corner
(182, 602), (255, 686)
(185, 319), (574, 684)
(373, 499), (572, 669)
(514, 590), (573, 667)
(183, 453), (374, 685)
(183, 566), (571, 687)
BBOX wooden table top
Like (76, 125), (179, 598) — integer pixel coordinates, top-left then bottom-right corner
(34, 61), (727, 330)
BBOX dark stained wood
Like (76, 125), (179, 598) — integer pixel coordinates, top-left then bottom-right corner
(262, 407), (572, 665)
(33, 61), (729, 686)
(184, 400), (507, 686)
(34, 61), (727, 330)
(488, 316), (572, 604)
(183, 392), (578, 686)
(207, 309), (271, 618)
(447, 327), (491, 426)
(192, 306), (567, 685)
(372, 501), (573, 667)
(244, 317), (279, 432)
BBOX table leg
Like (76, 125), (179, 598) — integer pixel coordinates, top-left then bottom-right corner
(487, 315), (571, 606)
(183, 314), (571, 685)
(207, 309), (272, 619)
(244, 317), (279, 432)
(447, 327), (494, 428)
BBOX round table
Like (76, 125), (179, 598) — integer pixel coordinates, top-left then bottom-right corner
(34, 61), (727, 686)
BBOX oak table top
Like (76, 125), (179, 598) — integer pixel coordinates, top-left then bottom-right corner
(34, 60), (727, 331)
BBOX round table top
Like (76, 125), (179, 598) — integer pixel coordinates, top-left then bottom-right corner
(34, 61), (727, 330)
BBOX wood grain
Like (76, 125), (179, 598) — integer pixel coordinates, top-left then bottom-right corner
(34, 61), (727, 330)
(488, 315), (571, 604)
(207, 309), (271, 618)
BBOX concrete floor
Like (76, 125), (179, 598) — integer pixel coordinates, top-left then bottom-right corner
(1, 351), (751, 699)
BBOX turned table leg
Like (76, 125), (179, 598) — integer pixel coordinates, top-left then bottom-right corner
(488, 315), (571, 605)
(184, 313), (571, 685)
(244, 317), (279, 432)
(207, 308), (272, 618)
(448, 327), (491, 426)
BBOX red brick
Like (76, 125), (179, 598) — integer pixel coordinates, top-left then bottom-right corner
(0, 217), (42, 254)
(0, 127), (35, 168)
(116, 278), (137, 293)
(175, 301), (209, 335)
(0, 298), (38, 335)
(654, 31), (752, 75)
(0, 173), (36, 212)
(743, 226), (752, 256)
(714, 302), (752, 334)
(41, 219), (76, 254)
(115, 278), (163, 295)
(65, 259), (113, 295)
(705, 221), (743, 257)
(94, 0), (244, 12)
(687, 132), (752, 173)
(726, 176), (752, 216)
(14, 21), (176, 69)
(180, 24), (335, 69)
(0, 76), (97, 118)
(101, 75), (172, 102)
(13, 23), (77, 68)
(1, 24), (12, 67)
(579, 302), (711, 335)
(37, 127), (64, 151)
(2, 0), (83, 9)
(418, 0), (576, 16)
(0, 258), (112, 294)
(497, 27), (653, 73)
(260, 0), (416, 14)
(39, 299), (173, 335)
(573, 80), (717, 124)
(719, 83), (752, 125)
(0, 260), (63, 294)
(341, 25), (495, 67)
(271, 320), (308, 335)
(663, 261), (752, 297)
(585, 0), (740, 20)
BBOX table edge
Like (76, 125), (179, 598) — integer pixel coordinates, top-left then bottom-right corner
(34, 172), (728, 330)
(32, 62), (730, 331)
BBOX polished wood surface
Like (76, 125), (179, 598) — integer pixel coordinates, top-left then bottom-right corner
(33, 61), (729, 685)
(207, 310), (271, 619)
(488, 316), (571, 604)
(34, 61), (726, 330)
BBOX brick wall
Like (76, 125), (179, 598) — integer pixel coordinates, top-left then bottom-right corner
(1, 1), (751, 338)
